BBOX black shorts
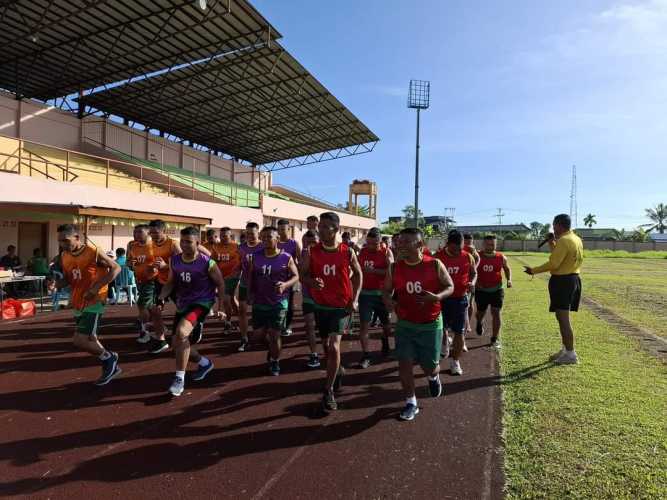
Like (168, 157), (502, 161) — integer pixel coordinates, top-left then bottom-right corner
(548, 274), (581, 312)
(475, 288), (505, 312)
(172, 303), (211, 344)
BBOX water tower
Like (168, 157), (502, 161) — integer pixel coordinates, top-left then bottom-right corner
(348, 179), (378, 219)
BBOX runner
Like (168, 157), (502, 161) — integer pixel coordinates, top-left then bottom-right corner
(144, 219), (180, 355)
(126, 224), (158, 344)
(301, 230), (321, 368)
(357, 227), (394, 367)
(383, 227), (454, 421)
(277, 219), (302, 337)
(302, 212), (362, 412)
(237, 221), (263, 352)
(247, 226), (300, 375)
(475, 235), (512, 348)
(342, 231), (361, 254)
(435, 230), (477, 376)
(56, 224), (121, 385)
(218, 227), (242, 334)
(157, 227), (225, 396)
(463, 233), (480, 335)
(306, 215), (319, 234)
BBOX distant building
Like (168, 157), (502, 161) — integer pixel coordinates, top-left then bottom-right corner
(574, 228), (619, 240)
(650, 232), (667, 242)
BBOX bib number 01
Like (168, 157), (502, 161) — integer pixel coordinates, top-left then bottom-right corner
(323, 264), (336, 276)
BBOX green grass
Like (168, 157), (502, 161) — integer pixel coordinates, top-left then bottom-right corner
(515, 254), (667, 338)
(501, 257), (667, 499)
(506, 250), (667, 259)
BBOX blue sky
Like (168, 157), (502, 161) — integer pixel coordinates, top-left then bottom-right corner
(255, 0), (667, 230)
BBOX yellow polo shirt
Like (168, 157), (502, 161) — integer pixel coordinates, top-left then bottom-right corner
(532, 230), (583, 275)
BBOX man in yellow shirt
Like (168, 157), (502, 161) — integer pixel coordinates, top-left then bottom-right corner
(525, 214), (583, 365)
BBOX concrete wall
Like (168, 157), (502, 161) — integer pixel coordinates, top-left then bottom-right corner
(425, 237), (667, 253)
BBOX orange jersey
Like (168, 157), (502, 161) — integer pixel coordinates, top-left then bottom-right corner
(152, 236), (178, 284)
(61, 244), (108, 310)
(211, 242), (241, 278)
(127, 241), (158, 283)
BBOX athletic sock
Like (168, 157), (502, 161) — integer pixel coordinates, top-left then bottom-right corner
(175, 370), (185, 379)
(406, 395), (417, 406)
(198, 356), (210, 367)
(428, 375), (439, 381)
(99, 350), (111, 361)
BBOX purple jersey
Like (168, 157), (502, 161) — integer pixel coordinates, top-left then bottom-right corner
(278, 238), (298, 258)
(240, 242), (263, 286)
(170, 253), (216, 310)
(250, 250), (293, 306)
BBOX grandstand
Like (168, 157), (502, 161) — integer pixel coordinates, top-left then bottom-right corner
(0, 0), (379, 263)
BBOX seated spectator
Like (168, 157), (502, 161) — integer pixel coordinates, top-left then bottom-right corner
(115, 247), (127, 266)
(28, 248), (50, 276)
(0, 245), (21, 270)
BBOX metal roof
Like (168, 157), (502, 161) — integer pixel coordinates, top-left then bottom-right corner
(0, 0), (280, 99)
(79, 42), (379, 170)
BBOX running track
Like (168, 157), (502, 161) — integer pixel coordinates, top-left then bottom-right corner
(0, 300), (503, 499)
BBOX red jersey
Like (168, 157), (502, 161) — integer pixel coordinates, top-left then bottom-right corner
(477, 251), (504, 289)
(435, 249), (474, 298)
(422, 247), (432, 256)
(393, 255), (442, 323)
(309, 243), (353, 308)
(359, 245), (388, 291)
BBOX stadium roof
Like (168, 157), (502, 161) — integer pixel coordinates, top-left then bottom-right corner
(0, 0), (280, 100)
(79, 42), (379, 170)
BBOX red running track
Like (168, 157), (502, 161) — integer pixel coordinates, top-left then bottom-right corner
(0, 301), (503, 499)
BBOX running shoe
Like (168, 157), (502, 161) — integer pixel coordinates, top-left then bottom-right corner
(490, 337), (502, 350)
(359, 353), (371, 369)
(333, 366), (345, 392)
(549, 346), (566, 361)
(190, 322), (204, 344)
(280, 328), (292, 337)
(399, 403), (420, 421)
(381, 337), (390, 357)
(136, 330), (151, 344)
(169, 376), (185, 396)
(307, 352), (321, 369)
(322, 390), (338, 412)
(191, 359), (214, 381)
(237, 338), (249, 352)
(450, 358), (463, 376)
(222, 320), (234, 336)
(554, 350), (579, 365)
(270, 359), (280, 376)
(476, 322), (484, 336)
(428, 375), (443, 397)
(147, 338), (169, 354)
(462, 342), (469, 352)
(95, 352), (121, 386)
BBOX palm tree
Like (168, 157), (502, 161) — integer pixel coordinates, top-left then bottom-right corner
(642, 203), (667, 233)
(583, 213), (597, 228)
(611, 229), (626, 241)
(631, 228), (650, 242)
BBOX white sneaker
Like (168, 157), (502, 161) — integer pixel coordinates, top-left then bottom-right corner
(549, 346), (566, 361)
(136, 331), (151, 344)
(462, 342), (468, 352)
(169, 376), (185, 396)
(491, 339), (502, 350)
(450, 358), (463, 376)
(554, 350), (578, 365)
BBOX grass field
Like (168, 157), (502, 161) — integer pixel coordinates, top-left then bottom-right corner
(513, 253), (667, 338)
(500, 256), (667, 499)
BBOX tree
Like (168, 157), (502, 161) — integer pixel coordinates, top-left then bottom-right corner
(529, 221), (543, 239)
(539, 223), (552, 239)
(631, 227), (650, 242)
(583, 213), (597, 228)
(402, 205), (425, 228)
(610, 229), (626, 241)
(381, 220), (404, 235)
(642, 203), (667, 233)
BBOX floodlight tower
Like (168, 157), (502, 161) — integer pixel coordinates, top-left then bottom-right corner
(408, 80), (430, 228)
(570, 165), (578, 229)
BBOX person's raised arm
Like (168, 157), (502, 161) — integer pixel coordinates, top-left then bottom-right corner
(349, 248), (363, 310)
(208, 260), (226, 304)
(529, 239), (567, 275)
(502, 254), (513, 288)
(416, 260), (454, 304)
(86, 249), (121, 300)
(157, 267), (175, 303)
(382, 262), (395, 313)
(468, 253), (477, 290)
(198, 244), (211, 257)
(301, 249), (320, 291)
(277, 256), (300, 295)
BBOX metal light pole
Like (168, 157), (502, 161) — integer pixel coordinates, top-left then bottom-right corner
(408, 80), (430, 228)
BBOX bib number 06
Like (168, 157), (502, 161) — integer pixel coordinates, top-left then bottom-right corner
(406, 281), (423, 294)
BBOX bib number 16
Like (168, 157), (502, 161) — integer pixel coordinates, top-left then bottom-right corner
(406, 281), (422, 294)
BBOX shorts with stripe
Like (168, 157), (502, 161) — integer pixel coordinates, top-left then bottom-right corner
(74, 304), (104, 337)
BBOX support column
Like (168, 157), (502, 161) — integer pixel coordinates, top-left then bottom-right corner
(207, 151), (212, 176)
(179, 143), (184, 169)
(16, 98), (22, 138)
(145, 128), (149, 160)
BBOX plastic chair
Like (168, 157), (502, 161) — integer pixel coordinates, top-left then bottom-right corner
(115, 266), (137, 306)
